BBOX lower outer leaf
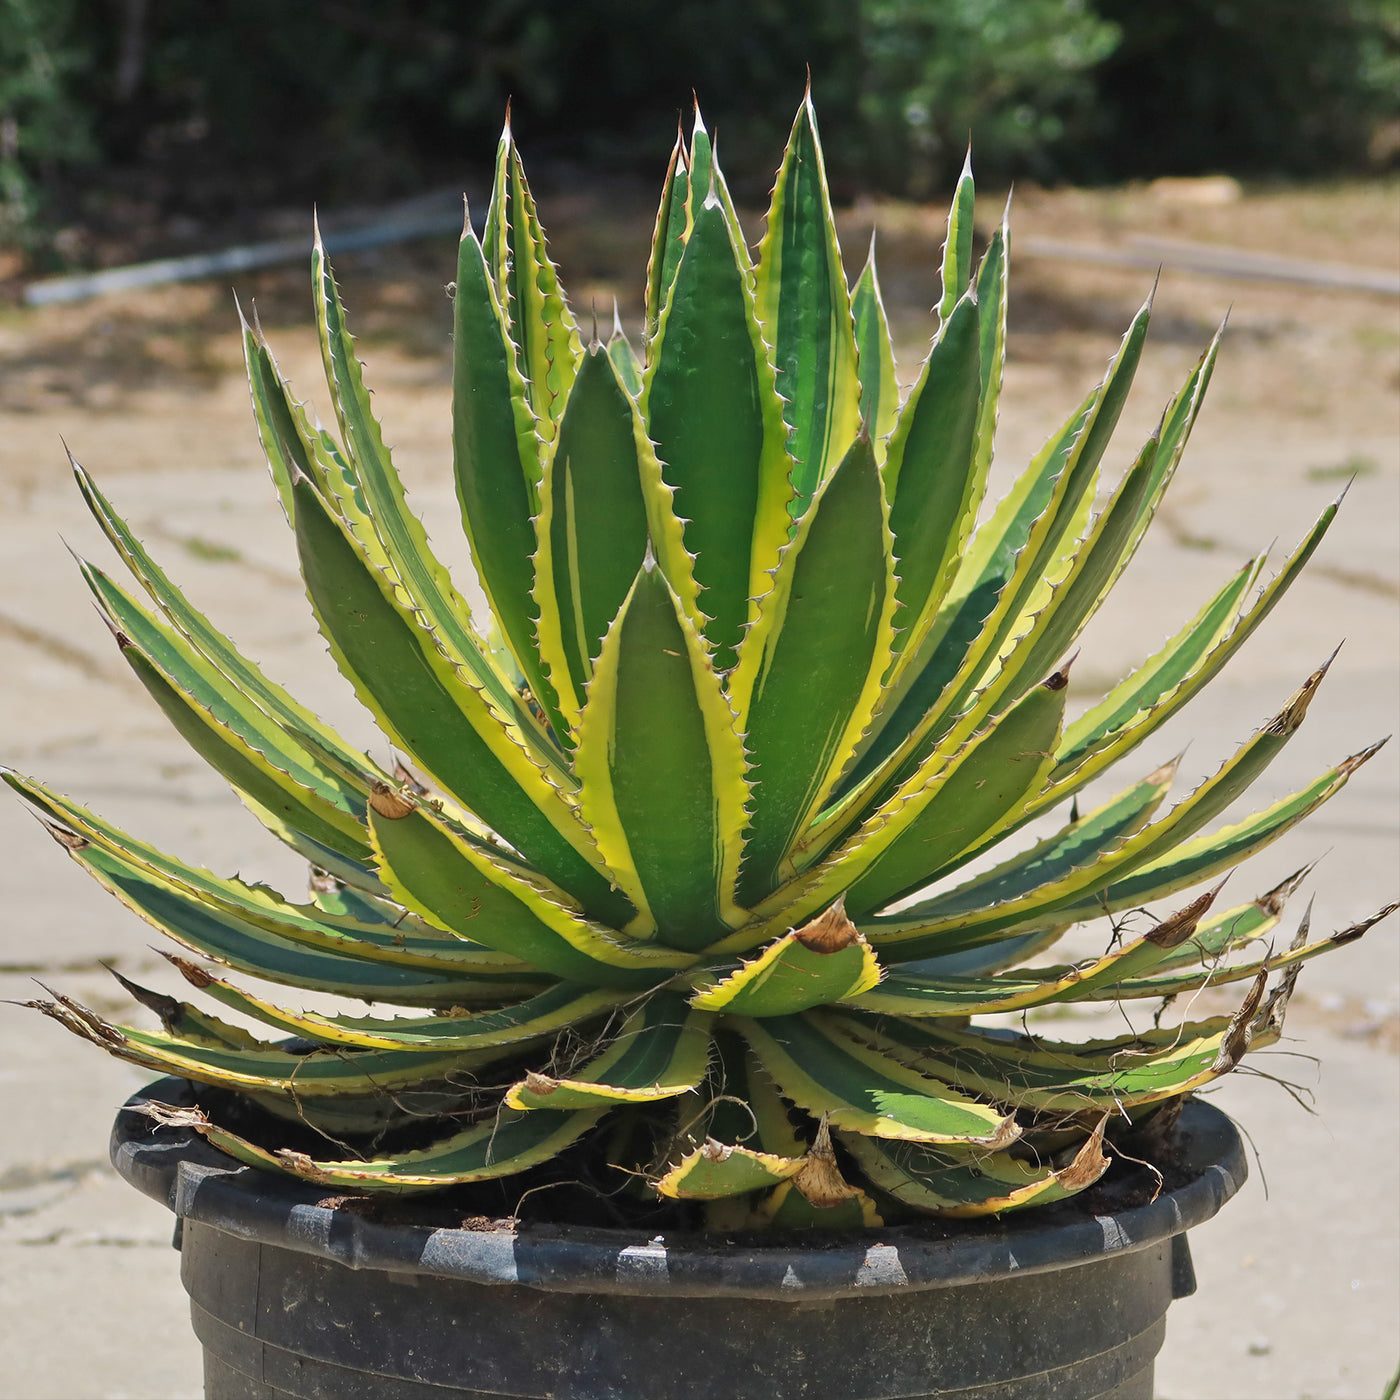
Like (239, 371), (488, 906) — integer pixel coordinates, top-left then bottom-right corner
(840, 1116), (1110, 1218)
(736, 1012), (1018, 1146)
(26, 992), (512, 1101)
(838, 988), (1274, 1114)
(505, 995), (713, 1110)
(655, 1142), (804, 1199)
(152, 1101), (603, 1195)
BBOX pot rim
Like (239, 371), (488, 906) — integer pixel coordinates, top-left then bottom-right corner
(111, 1077), (1245, 1301)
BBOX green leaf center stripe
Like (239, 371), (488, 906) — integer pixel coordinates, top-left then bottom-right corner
(643, 194), (794, 671)
(531, 347), (651, 723)
(731, 436), (898, 905)
(756, 94), (861, 514)
(572, 565), (750, 948)
(850, 237), (900, 451)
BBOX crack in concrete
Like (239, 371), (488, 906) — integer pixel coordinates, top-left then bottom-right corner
(0, 955), (162, 976)
(142, 520), (302, 588)
(1158, 507), (1400, 599)
(11, 1229), (167, 1248)
(0, 1159), (108, 1193)
(0, 611), (129, 685)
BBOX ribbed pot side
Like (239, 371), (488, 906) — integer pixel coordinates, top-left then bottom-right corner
(112, 1079), (1246, 1400)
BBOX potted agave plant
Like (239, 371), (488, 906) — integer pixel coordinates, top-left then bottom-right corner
(9, 95), (1394, 1399)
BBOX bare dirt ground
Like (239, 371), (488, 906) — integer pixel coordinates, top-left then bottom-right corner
(0, 177), (1396, 1399)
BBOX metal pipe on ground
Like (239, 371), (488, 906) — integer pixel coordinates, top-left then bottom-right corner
(21, 209), (1399, 307)
(23, 205), (470, 308)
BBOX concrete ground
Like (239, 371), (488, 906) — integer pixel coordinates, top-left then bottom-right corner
(0, 180), (1396, 1398)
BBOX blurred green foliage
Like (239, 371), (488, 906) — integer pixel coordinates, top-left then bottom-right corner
(0, 0), (97, 238)
(1, 0), (1395, 251)
(856, 0), (1118, 196)
(1077, 0), (1400, 180)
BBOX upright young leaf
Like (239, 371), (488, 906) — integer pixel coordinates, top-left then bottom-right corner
(291, 475), (630, 923)
(481, 119), (582, 435)
(851, 235), (900, 449)
(452, 220), (559, 720)
(606, 305), (644, 397)
(755, 92), (862, 514)
(532, 345), (650, 723)
(971, 206), (1009, 497)
(643, 195), (793, 670)
(312, 234), (562, 761)
(686, 109), (746, 257)
(644, 129), (690, 347)
(882, 290), (983, 662)
(937, 149), (976, 324)
(572, 564), (750, 948)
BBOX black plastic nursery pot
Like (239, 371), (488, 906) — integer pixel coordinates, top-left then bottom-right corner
(112, 1078), (1246, 1400)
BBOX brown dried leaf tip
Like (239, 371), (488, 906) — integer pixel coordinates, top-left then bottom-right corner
(792, 1115), (861, 1208)
(368, 782), (415, 819)
(701, 1138), (733, 1163)
(1211, 965), (1271, 1075)
(1329, 902), (1398, 948)
(1255, 863), (1313, 919)
(1145, 878), (1228, 949)
(160, 949), (214, 989)
(1264, 649), (1339, 736)
(45, 822), (88, 853)
(1056, 1115), (1111, 1192)
(794, 897), (860, 955)
(106, 965), (184, 1032)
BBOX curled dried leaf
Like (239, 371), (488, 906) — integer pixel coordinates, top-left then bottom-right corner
(794, 897), (860, 954)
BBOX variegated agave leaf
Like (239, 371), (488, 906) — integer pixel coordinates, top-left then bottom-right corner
(12, 96), (1392, 1222)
